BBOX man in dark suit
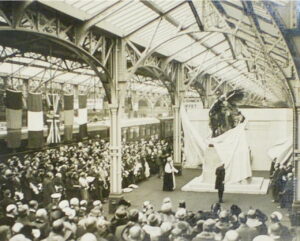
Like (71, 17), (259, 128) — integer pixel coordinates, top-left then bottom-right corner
(215, 163), (225, 203)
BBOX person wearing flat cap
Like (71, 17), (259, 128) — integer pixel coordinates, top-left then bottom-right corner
(192, 219), (216, 241)
(143, 213), (162, 241)
(235, 212), (258, 241)
(163, 157), (178, 191)
(110, 206), (129, 235)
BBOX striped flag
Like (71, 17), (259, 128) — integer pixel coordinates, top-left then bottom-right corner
(5, 89), (22, 148)
(27, 92), (44, 149)
(64, 95), (74, 141)
(78, 94), (88, 139)
(46, 94), (61, 144)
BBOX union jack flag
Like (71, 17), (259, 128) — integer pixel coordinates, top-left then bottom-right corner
(46, 94), (61, 144)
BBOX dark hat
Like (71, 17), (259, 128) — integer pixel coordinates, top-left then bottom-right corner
(115, 207), (127, 219)
(147, 213), (160, 226)
(118, 199), (131, 207)
(179, 201), (186, 209)
(129, 209), (139, 221)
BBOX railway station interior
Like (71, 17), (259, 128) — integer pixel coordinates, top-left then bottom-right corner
(1, 0), (300, 240)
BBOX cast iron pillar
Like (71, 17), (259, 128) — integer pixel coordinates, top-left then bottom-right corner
(108, 38), (127, 213)
(173, 64), (185, 175)
(293, 106), (300, 217)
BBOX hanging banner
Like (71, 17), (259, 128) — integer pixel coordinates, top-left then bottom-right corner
(27, 92), (44, 149)
(78, 94), (88, 139)
(5, 89), (22, 148)
(46, 94), (61, 144)
(64, 95), (74, 141)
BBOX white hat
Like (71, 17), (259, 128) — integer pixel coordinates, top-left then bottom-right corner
(9, 234), (31, 241)
(6, 204), (17, 213)
(253, 235), (274, 241)
(163, 197), (171, 204)
(59, 200), (69, 210)
(271, 211), (283, 221)
(12, 223), (24, 233)
(64, 207), (76, 219)
(223, 230), (240, 241)
(70, 198), (79, 206)
(51, 193), (61, 199)
(175, 209), (186, 219)
(79, 233), (97, 241)
(93, 200), (102, 207)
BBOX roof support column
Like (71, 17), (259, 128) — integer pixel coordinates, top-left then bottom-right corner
(108, 38), (127, 213)
(173, 64), (185, 175)
(293, 106), (300, 214)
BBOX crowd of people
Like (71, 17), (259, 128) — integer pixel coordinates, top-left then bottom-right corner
(0, 135), (172, 204)
(269, 159), (294, 212)
(0, 194), (296, 241)
(0, 135), (172, 216)
(0, 135), (297, 240)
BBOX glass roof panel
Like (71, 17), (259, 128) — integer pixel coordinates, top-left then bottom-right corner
(19, 66), (43, 76)
(152, 0), (185, 13)
(0, 63), (22, 74)
(107, 2), (158, 35)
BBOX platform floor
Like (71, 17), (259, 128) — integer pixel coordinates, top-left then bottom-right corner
(118, 168), (290, 226)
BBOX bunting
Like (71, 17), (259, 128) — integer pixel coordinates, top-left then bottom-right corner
(5, 89), (22, 148)
(27, 92), (44, 148)
(78, 94), (88, 139)
(64, 94), (74, 141)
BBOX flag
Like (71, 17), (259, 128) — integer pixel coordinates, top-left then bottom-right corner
(64, 94), (74, 141)
(5, 89), (22, 148)
(46, 94), (61, 144)
(78, 94), (88, 139)
(27, 92), (44, 148)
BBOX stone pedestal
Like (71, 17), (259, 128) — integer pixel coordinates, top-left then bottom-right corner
(181, 176), (269, 194)
(202, 146), (221, 184)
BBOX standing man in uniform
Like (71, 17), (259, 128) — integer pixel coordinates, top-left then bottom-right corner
(215, 163), (225, 203)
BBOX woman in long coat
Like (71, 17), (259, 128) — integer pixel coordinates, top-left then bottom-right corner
(163, 157), (178, 191)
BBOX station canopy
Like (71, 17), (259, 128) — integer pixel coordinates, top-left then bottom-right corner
(0, 0), (295, 106)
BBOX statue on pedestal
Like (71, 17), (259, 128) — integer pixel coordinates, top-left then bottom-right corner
(209, 89), (245, 137)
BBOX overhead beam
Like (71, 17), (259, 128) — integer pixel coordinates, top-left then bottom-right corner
(187, 1), (204, 31)
(141, 0), (250, 82)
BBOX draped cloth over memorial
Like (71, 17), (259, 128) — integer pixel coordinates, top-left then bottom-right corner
(5, 89), (22, 148)
(181, 106), (252, 184)
(78, 95), (87, 139)
(210, 122), (252, 184)
(181, 107), (207, 168)
(27, 92), (44, 149)
(64, 95), (74, 141)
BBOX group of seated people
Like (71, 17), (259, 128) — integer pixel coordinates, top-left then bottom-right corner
(0, 136), (172, 217)
(269, 159), (294, 212)
(0, 195), (295, 241)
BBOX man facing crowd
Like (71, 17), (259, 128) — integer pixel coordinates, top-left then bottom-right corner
(215, 163), (225, 203)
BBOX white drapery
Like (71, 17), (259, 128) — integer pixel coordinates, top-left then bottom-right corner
(268, 137), (292, 164)
(181, 107), (207, 168)
(181, 106), (252, 183)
